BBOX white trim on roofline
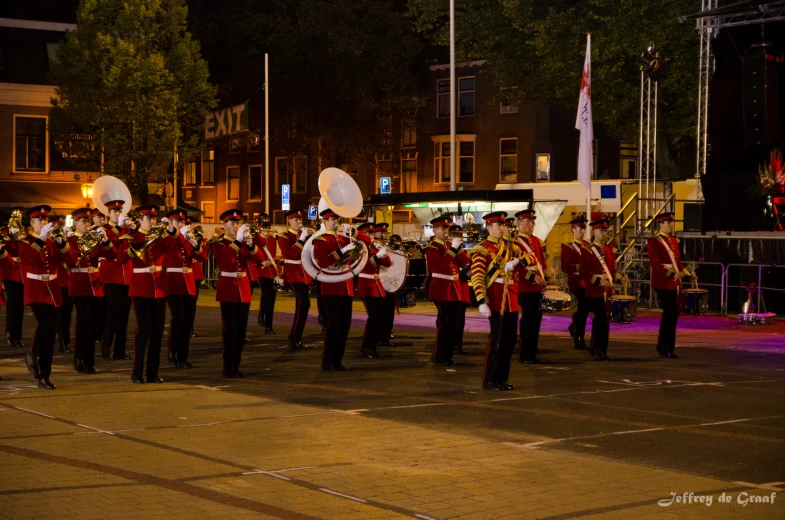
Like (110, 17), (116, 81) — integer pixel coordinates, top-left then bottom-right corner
(0, 18), (76, 32)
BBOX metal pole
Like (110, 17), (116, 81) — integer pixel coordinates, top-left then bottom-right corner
(449, 0), (456, 191)
(638, 70), (644, 234)
(265, 53), (270, 215)
(173, 140), (178, 211)
(653, 80), (658, 215)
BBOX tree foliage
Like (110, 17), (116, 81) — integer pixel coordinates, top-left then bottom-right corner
(189, 0), (424, 169)
(407, 0), (700, 173)
(50, 0), (216, 201)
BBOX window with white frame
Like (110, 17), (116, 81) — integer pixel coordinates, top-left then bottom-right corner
(434, 141), (451, 183)
(184, 160), (196, 185)
(227, 166), (240, 200)
(536, 153), (551, 181)
(437, 79), (450, 118)
(14, 116), (47, 172)
(500, 138), (517, 183)
(459, 77), (475, 116)
(500, 87), (519, 114)
(249, 165), (263, 201)
(201, 201), (215, 223)
(202, 149), (215, 185)
(459, 141), (474, 183)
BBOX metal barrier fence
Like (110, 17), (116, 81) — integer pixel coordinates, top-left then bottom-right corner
(723, 264), (785, 315)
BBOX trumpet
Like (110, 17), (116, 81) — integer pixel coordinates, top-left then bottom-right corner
(129, 222), (167, 261)
(77, 226), (105, 257)
(50, 223), (66, 242)
(186, 225), (204, 244)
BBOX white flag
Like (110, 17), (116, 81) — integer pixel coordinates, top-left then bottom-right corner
(576, 34), (593, 191)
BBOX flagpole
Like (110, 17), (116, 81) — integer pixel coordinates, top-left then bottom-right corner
(449, 0), (456, 191)
(584, 34), (593, 240)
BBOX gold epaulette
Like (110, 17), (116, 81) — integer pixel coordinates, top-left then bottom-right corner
(312, 235), (325, 242)
(469, 244), (489, 256)
(118, 234), (133, 240)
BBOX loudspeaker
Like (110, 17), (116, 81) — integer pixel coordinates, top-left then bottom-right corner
(743, 51), (782, 146)
(683, 203), (703, 232)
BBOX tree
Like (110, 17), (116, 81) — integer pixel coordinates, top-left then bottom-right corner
(50, 0), (216, 202)
(406, 0), (700, 178)
(189, 0), (423, 175)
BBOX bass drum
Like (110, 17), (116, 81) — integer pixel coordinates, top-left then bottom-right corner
(380, 251), (408, 293)
(540, 285), (575, 313)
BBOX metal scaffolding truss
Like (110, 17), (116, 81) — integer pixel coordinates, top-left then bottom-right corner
(638, 71), (658, 228)
(684, 1), (785, 200)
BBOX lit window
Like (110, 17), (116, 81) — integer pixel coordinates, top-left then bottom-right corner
(459, 77), (475, 116)
(202, 149), (215, 185)
(184, 161), (196, 185)
(536, 153), (550, 181)
(434, 141), (451, 183)
(227, 166), (240, 200)
(500, 138), (517, 183)
(201, 202), (215, 223)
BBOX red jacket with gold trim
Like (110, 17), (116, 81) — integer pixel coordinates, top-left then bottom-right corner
(516, 234), (547, 293)
(470, 237), (519, 313)
(356, 237), (393, 299)
(65, 233), (116, 297)
(647, 232), (690, 291)
(313, 231), (353, 297)
(120, 227), (178, 299)
(580, 241), (618, 299)
(15, 232), (78, 306)
(99, 222), (134, 285)
(278, 229), (311, 285)
(0, 226), (23, 283)
(210, 236), (265, 303)
(252, 233), (280, 280)
(424, 238), (467, 302)
(561, 238), (590, 292)
(164, 232), (209, 297)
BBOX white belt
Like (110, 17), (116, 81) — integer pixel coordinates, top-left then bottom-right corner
(358, 273), (379, 280)
(284, 260), (302, 265)
(11, 257), (19, 262)
(573, 272), (580, 276)
(26, 272), (57, 281)
(220, 271), (247, 278)
(133, 266), (162, 273)
(70, 267), (98, 274)
(432, 273), (458, 281)
(525, 266), (538, 271)
(166, 267), (192, 273)
(662, 264), (673, 268)
(493, 277), (506, 284)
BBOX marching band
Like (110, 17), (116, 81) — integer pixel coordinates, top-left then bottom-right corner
(0, 171), (695, 391)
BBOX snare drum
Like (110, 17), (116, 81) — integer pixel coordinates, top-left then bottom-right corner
(540, 285), (575, 313)
(679, 288), (708, 315)
(608, 294), (637, 324)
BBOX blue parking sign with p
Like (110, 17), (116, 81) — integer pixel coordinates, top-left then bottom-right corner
(281, 184), (290, 211)
(308, 205), (317, 220)
(379, 177), (391, 195)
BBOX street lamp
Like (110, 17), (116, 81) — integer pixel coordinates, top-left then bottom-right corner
(81, 182), (93, 207)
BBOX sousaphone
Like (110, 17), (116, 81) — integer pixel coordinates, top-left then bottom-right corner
(92, 175), (133, 216)
(301, 168), (369, 282)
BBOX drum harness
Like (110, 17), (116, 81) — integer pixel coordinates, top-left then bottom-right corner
(589, 244), (614, 301)
(517, 236), (544, 279)
(656, 234), (683, 293)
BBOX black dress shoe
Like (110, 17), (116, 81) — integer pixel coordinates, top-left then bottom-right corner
(321, 363), (335, 372)
(443, 359), (455, 366)
(374, 351), (384, 359)
(146, 378), (164, 384)
(85, 367), (97, 374)
(16, 340), (25, 349)
(182, 361), (193, 369)
(264, 328), (276, 335)
(25, 352), (40, 378)
(666, 351), (679, 359)
(520, 357), (541, 364)
(37, 378), (56, 390)
(244, 337), (250, 343)
(131, 376), (145, 384)
(74, 359), (85, 373)
(360, 349), (376, 359)
(482, 381), (502, 391)
(222, 369), (237, 378)
(500, 383), (515, 391)
(235, 371), (245, 378)
(191, 331), (200, 338)
(455, 346), (466, 354)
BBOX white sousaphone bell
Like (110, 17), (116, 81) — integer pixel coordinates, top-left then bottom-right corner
(91, 175), (133, 216)
(301, 167), (369, 282)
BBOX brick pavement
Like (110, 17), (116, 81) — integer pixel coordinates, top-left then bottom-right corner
(0, 292), (784, 519)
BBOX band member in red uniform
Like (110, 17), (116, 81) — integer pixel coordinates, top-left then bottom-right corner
(253, 213), (279, 334)
(424, 214), (468, 366)
(91, 209), (107, 344)
(647, 212), (696, 358)
(448, 223), (471, 355)
(355, 223), (391, 358)
(12, 205), (78, 389)
(122, 205), (178, 384)
(515, 209), (548, 364)
(563, 216), (591, 350)
(313, 208), (356, 371)
(579, 218), (619, 360)
(65, 208), (115, 373)
(373, 223), (396, 347)
(100, 199), (134, 360)
(187, 216), (205, 338)
(163, 210), (208, 369)
(278, 209), (312, 350)
(49, 215), (74, 354)
(471, 211), (526, 391)
(1, 207), (26, 349)
(211, 209), (265, 377)
(0, 243), (16, 379)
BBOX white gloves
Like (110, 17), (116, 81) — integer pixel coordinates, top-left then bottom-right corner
(340, 243), (356, 254)
(160, 217), (170, 224)
(236, 223), (249, 242)
(65, 228), (74, 238)
(93, 226), (106, 238)
(299, 228), (309, 241)
(118, 214), (129, 227)
(451, 237), (462, 249)
(341, 223), (351, 237)
(505, 258), (520, 272)
(9, 227), (19, 235)
(180, 225), (190, 237)
(189, 239), (199, 248)
(376, 246), (388, 258)
(39, 222), (54, 241)
(479, 303), (491, 318)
